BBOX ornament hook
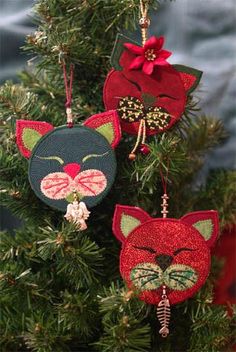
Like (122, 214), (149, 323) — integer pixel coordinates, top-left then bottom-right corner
(62, 61), (74, 128)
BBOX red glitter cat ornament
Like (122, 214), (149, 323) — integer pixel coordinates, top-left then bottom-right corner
(112, 204), (219, 337)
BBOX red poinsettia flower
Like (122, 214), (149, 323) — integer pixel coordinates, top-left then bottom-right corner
(124, 36), (172, 75)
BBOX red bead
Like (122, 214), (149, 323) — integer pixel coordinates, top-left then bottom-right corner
(67, 122), (73, 128)
(140, 144), (150, 155)
(128, 153), (136, 161)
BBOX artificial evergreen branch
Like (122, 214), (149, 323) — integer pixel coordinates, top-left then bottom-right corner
(0, 0), (235, 351)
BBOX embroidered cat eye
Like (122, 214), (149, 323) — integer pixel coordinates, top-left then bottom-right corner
(133, 246), (195, 257)
(173, 247), (196, 256)
(133, 245), (156, 254)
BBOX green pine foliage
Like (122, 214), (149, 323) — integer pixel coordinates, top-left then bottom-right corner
(0, 0), (235, 351)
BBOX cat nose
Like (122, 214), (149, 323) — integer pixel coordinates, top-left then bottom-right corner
(155, 254), (173, 271)
(63, 163), (81, 179)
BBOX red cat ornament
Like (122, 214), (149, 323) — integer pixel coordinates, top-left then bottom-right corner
(104, 34), (202, 137)
(112, 205), (219, 336)
(104, 34), (202, 158)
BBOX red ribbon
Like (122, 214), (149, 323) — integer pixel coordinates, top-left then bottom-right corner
(159, 158), (170, 195)
(62, 62), (74, 127)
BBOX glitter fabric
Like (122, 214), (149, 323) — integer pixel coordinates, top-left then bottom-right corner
(112, 205), (219, 305)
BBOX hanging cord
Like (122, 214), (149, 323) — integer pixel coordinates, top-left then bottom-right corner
(159, 158), (170, 218)
(62, 61), (74, 127)
(129, 119), (147, 160)
(128, 1), (150, 160)
(139, 0), (150, 46)
(128, 0), (149, 159)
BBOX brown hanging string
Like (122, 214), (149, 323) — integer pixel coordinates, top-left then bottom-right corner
(159, 158), (170, 218)
(128, 119), (147, 160)
(128, 1), (150, 160)
(62, 61), (75, 128)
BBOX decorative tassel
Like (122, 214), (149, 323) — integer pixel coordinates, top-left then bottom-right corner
(128, 119), (150, 160)
(64, 192), (90, 230)
(157, 285), (171, 338)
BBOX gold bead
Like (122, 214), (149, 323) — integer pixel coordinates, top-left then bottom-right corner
(139, 17), (150, 28)
(128, 153), (136, 161)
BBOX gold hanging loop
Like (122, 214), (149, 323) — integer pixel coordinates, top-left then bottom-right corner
(128, 119), (145, 160)
(139, 0), (150, 46)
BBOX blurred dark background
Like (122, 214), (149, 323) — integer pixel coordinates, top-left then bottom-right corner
(0, 0), (235, 231)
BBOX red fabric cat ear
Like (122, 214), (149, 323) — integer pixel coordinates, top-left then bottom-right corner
(16, 120), (54, 159)
(173, 65), (203, 95)
(181, 210), (219, 248)
(84, 110), (121, 149)
(112, 204), (151, 243)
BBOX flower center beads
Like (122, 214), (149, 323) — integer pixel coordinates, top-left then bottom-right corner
(145, 49), (156, 61)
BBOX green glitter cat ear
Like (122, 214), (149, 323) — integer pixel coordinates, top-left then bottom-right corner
(112, 205), (151, 243)
(181, 210), (219, 248)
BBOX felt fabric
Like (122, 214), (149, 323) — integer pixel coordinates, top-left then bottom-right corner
(111, 33), (139, 71)
(40, 169), (107, 200)
(181, 210), (219, 248)
(213, 225), (236, 306)
(104, 37), (202, 136)
(28, 125), (117, 212)
(16, 120), (54, 158)
(112, 205), (151, 242)
(16, 112), (121, 212)
(124, 36), (172, 75)
(112, 205), (219, 305)
(104, 50), (186, 135)
(173, 65), (202, 94)
(83, 110), (121, 148)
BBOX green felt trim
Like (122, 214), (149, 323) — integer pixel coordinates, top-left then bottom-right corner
(96, 123), (114, 145)
(22, 128), (41, 152)
(111, 33), (140, 70)
(173, 64), (203, 94)
(141, 93), (156, 107)
(193, 219), (213, 241)
(120, 214), (141, 238)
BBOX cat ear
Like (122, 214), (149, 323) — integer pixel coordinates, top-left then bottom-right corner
(84, 110), (121, 149)
(112, 205), (151, 243)
(110, 33), (139, 70)
(181, 210), (219, 248)
(173, 65), (203, 95)
(16, 120), (54, 159)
